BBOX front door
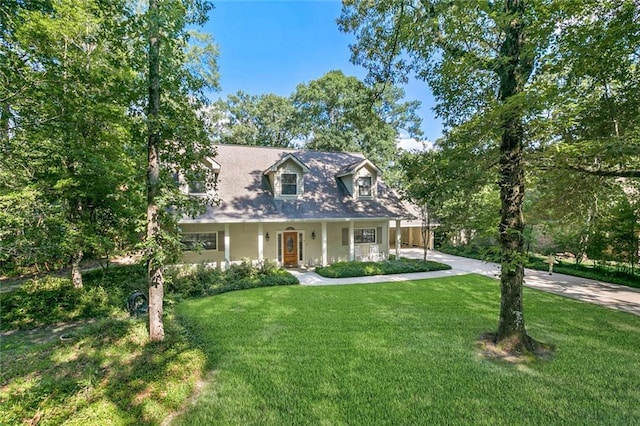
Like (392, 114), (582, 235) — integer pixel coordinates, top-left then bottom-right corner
(283, 231), (298, 267)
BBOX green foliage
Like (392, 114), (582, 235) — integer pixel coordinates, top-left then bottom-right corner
(315, 258), (450, 278)
(166, 260), (299, 300)
(0, 265), (147, 330)
(0, 0), (145, 274)
(215, 70), (422, 170)
(1, 261), (298, 331)
(215, 91), (300, 147)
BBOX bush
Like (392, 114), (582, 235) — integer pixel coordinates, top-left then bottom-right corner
(315, 258), (451, 279)
(440, 245), (640, 289)
(1, 261), (299, 331)
(0, 277), (115, 330)
(167, 260), (299, 298)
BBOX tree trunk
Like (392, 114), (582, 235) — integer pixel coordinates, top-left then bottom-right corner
(146, 0), (164, 342)
(70, 250), (83, 288)
(421, 206), (430, 260)
(495, 0), (534, 351)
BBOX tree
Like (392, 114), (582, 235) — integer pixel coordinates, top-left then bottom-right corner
(141, 0), (219, 341)
(529, 0), (640, 179)
(214, 71), (422, 170)
(0, 0), (144, 284)
(293, 70), (422, 168)
(216, 91), (300, 147)
(340, 0), (563, 351)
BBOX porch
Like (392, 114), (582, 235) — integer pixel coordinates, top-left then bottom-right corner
(179, 219), (405, 268)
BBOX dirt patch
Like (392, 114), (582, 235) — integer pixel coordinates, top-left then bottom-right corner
(476, 332), (555, 363)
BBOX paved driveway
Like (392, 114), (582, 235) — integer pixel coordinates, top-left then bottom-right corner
(293, 248), (640, 317)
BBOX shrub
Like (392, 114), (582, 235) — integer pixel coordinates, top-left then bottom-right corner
(1, 261), (299, 331)
(0, 276), (115, 330)
(315, 259), (451, 279)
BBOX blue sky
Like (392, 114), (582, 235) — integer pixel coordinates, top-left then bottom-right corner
(204, 0), (443, 143)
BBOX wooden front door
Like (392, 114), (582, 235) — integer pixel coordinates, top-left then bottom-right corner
(283, 231), (298, 267)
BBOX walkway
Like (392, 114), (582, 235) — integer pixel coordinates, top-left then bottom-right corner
(290, 248), (640, 317)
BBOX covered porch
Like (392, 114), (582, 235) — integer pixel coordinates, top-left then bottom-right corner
(180, 219), (405, 268)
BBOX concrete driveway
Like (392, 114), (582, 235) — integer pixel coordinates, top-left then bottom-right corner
(292, 248), (640, 317)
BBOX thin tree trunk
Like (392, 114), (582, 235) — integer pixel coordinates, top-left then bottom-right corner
(70, 250), (83, 288)
(421, 205), (428, 260)
(495, 0), (533, 351)
(147, 0), (164, 342)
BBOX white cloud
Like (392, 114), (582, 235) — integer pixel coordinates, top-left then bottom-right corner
(397, 137), (434, 152)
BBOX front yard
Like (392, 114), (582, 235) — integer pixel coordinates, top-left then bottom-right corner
(2, 271), (640, 424)
(174, 276), (640, 424)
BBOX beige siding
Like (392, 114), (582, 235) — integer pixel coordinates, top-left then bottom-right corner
(180, 220), (392, 265)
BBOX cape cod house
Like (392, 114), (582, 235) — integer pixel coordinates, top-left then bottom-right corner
(178, 144), (410, 268)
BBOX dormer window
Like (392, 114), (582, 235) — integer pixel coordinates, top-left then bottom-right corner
(264, 154), (309, 199)
(336, 158), (381, 199)
(358, 176), (372, 197)
(281, 173), (298, 195)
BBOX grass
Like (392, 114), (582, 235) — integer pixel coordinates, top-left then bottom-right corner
(315, 258), (451, 278)
(0, 261), (298, 424)
(174, 276), (640, 425)
(0, 315), (207, 425)
(440, 245), (640, 289)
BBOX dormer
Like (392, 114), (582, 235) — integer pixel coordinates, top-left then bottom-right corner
(263, 153), (310, 199)
(336, 159), (381, 200)
(177, 156), (220, 196)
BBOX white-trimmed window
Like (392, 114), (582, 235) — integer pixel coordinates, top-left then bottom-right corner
(181, 233), (217, 250)
(281, 173), (297, 195)
(354, 228), (376, 244)
(358, 176), (372, 196)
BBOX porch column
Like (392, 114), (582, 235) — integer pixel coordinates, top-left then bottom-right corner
(349, 220), (355, 261)
(321, 221), (328, 266)
(224, 223), (230, 264)
(408, 227), (414, 247)
(395, 220), (401, 259)
(258, 222), (264, 261)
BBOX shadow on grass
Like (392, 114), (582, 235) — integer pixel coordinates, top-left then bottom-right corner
(0, 315), (206, 425)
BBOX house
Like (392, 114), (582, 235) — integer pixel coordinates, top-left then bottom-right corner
(178, 144), (410, 268)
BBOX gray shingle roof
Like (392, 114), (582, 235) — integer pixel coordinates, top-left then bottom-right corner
(181, 144), (409, 223)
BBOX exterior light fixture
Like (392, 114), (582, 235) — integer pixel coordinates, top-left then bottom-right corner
(265, 232), (270, 241)
(311, 231), (316, 240)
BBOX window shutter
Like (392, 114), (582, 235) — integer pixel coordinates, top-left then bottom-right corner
(218, 231), (225, 251)
(377, 227), (382, 244)
(342, 228), (348, 246)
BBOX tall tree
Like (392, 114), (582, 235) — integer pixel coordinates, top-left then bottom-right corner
(146, 0), (163, 341)
(0, 0), (143, 283)
(293, 70), (422, 168)
(139, 0), (219, 341)
(214, 71), (422, 170)
(215, 91), (300, 147)
(530, 0), (640, 179)
(340, 0), (560, 351)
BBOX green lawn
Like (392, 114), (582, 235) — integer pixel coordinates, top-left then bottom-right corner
(175, 276), (640, 425)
